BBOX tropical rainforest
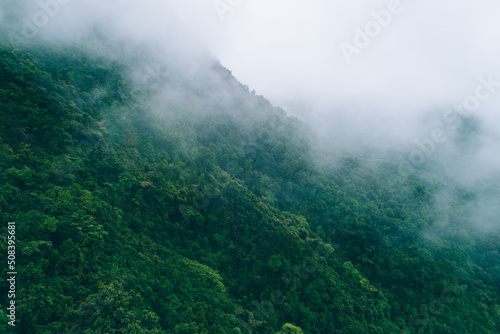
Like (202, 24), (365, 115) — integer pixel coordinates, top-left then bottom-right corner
(0, 22), (499, 334)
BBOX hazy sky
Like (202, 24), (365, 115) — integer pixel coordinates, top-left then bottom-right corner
(169, 0), (500, 121)
(10, 0), (500, 138)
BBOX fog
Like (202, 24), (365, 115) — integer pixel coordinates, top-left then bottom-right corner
(9, 0), (500, 138)
(3, 0), (499, 230)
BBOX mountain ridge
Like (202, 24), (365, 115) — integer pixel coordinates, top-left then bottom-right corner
(0, 33), (498, 333)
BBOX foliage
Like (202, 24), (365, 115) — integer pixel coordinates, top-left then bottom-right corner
(0, 35), (498, 334)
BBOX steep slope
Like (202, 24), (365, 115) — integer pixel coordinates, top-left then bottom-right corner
(0, 35), (498, 334)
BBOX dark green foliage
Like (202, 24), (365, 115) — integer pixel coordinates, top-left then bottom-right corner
(0, 36), (498, 334)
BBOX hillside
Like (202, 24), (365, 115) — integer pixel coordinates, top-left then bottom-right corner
(0, 34), (499, 334)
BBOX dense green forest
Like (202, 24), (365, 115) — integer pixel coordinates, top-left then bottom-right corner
(0, 30), (499, 334)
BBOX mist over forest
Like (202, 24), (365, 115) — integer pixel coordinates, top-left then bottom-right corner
(0, 1), (499, 333)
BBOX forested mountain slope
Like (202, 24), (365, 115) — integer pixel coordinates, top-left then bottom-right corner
(0, 34), (499, 334)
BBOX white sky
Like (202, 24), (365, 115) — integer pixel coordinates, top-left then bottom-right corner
(15, 0), (500, 135)
(167, 0), (500, 120)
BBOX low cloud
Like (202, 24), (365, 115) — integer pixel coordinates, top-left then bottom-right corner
(2, 0), (499, 231)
